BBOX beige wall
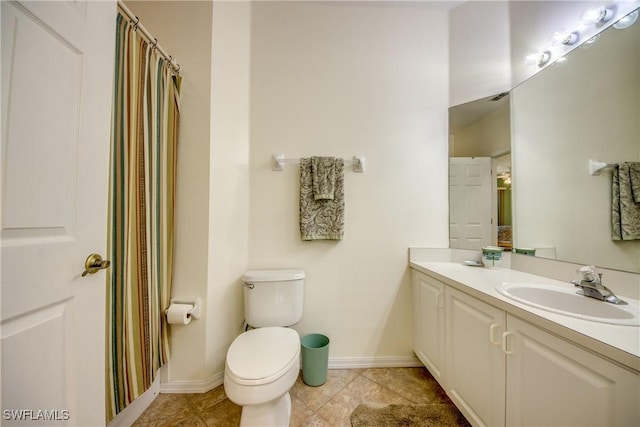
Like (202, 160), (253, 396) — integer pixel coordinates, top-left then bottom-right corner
(450, 0), (511, 107)
(248, 1), (449, 362)
(207, 1), (251, 381)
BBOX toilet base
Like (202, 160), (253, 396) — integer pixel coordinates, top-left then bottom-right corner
(239, 391), (292, 427)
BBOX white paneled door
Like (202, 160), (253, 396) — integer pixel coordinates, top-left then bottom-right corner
(1, 1), (116, 425)
(449, 157), (492, 250)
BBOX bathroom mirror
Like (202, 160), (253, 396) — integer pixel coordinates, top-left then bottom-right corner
(449, 9), (640, 273)
(449, 94), (511, 251)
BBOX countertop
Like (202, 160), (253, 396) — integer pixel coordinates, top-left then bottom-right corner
(410, 261), (640, 372)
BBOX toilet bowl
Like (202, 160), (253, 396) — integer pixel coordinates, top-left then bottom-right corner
(224, 327), (301, 426)
(224, 269), (304, 426)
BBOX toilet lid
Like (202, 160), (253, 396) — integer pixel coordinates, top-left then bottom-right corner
(242, 269), (305, 283)
(226, 327), (300, 385)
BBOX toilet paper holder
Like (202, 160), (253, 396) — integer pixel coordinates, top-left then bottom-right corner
(167, 298), (201, 320)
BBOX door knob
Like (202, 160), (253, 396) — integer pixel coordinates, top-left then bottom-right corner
(82, 253), (110, 277)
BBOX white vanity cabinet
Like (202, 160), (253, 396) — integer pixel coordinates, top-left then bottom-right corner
(445, 286), (506, 427)
(412, 270), (445, 383)
(505, 315), (639, 427)
(411, 269), (640, 427)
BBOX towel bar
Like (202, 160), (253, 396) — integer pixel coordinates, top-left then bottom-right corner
(589, 159), (616, 176)
(272, 154), (365, 173)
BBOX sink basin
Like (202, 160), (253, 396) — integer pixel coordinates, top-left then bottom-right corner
(496, 283), (640, 326)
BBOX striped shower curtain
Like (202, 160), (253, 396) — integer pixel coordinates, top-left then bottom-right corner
(106, 11), (181, 422)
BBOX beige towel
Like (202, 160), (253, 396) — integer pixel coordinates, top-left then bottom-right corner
(612, 162), (640, 240)
(300, 158), (344, 240)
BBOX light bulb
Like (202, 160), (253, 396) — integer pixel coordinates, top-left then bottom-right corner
(581, 6), (614, 24)
(613, 9), (638, 29)
(551, 30), (579, 46)
(525, 50), (552, 67)
(537, 51), (551, 66)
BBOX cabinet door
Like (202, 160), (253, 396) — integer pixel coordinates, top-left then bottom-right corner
(412, 271), (445, 382)
(506, 315), (640, 427)
(446, 287), (506, 427)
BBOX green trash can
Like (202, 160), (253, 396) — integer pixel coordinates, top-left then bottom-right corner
(301, 333), (330, 386)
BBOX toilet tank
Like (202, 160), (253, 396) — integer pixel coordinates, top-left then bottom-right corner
(242, 269), (305, 328)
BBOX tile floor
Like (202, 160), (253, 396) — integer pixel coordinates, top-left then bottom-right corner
(132, 367), (469, 427)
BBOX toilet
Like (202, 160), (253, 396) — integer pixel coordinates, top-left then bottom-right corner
(224, 269), (305, 427)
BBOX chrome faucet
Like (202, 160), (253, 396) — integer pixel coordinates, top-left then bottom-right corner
(570, 267), (627, 305)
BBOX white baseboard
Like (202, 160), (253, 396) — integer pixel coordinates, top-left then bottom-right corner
(157, 356), (422, 394)
(107, 376), (160, 427)
(328, 355), (423, 369)
(160, 371), (225, 394)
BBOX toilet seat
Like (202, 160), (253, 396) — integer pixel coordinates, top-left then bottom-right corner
(226, 327), (300, 386)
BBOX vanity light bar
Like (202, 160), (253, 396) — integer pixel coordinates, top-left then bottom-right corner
(526, 1), (639, 68)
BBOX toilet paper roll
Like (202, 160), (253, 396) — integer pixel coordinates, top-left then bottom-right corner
(166, 303), (193, 325)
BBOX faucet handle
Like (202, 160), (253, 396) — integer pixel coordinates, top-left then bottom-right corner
(577, 265), (599, 282)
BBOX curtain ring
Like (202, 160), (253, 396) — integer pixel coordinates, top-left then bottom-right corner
(133, 16), (139, 31)
(175, 64), (181, 73)
(151, 38), (158, 50)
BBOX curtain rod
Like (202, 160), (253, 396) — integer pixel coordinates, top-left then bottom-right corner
(117, 1), (181, 74)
